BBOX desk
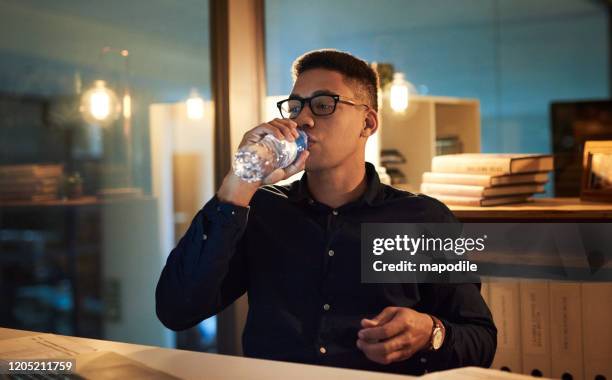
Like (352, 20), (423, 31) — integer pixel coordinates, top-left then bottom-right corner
(0, 327), (537, 380)
(448, 197), (612, 221)
(447, 197), (612, 280)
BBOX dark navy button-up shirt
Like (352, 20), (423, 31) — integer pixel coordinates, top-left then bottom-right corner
(156, 163), (496, 375)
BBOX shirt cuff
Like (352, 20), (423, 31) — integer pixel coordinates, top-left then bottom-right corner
(417, 316), (454, 372)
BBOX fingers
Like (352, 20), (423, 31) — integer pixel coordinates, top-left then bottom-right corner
(361, 306), (398, 329)
(384, 348), (413, 363)
(284, 150), (309, 177)
(262, 150), (309, 185)
(358, 333), (407, 356)
(356, 334), (414, 365)
(240, 119), (298, 148)
(269, 118), (299, 141)
(358, 316), (406, 342)
(262, 168), (286, 185)
(239, 118), (304, 185)
(240, 125), (281, 148)
(356, 308), (432, 365)
(361, 319), (378, 328)
(358, 307), (402, 344)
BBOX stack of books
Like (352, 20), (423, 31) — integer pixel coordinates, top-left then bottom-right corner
(0, 164), (63, 202)
(420, 153), (554, 206)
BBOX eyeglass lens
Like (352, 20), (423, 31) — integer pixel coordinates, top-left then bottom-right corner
(280, 95), (337, 118)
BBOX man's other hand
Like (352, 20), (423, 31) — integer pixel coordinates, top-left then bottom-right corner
(356, 306), (434, 365)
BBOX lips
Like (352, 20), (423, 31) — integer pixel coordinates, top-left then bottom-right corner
(305, 134), (317, 149)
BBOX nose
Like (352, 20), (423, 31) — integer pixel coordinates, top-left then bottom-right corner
(294, 104), (315, 130)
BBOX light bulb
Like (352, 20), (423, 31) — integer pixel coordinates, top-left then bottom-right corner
(80, 80), (120, 124)
(186, 89), (204, 120)
(390, 73), (409, 113)
(123, 93), (132, 119)
(91, 91), (110, 120)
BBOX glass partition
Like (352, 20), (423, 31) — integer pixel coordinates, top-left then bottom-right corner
(0, 0), (215, 350)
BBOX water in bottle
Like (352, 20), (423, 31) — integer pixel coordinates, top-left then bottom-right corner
(233, 129), (308, 182)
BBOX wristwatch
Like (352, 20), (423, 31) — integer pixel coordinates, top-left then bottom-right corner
(428, 315), (446, 351)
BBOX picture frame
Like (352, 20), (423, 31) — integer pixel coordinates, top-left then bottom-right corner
(581, 140), (612, 202)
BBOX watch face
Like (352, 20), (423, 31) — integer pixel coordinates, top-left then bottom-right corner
(432, 328), (443, 350)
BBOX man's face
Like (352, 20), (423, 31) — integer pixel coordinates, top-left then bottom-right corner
(290, 68), (370, 172)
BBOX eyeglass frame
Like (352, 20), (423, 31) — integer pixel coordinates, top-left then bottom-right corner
(276, 94), (370, 119)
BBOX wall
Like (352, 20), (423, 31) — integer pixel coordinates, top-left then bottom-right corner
(265, 0), (609, 155)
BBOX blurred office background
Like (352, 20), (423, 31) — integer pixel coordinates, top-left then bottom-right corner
(0, 0), (609, 356)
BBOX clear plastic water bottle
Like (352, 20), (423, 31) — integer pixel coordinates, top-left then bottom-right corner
(233, 130), (308, 183)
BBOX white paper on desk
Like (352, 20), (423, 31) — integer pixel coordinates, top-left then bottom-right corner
(76, 351), (179, 380)
(0, 334), (96, 359)
(422, 367), (546, 380)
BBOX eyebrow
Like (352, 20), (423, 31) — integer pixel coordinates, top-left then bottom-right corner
(288, 89), (338, 99)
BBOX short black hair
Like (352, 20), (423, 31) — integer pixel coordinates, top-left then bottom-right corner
(292, 49), (379, 111)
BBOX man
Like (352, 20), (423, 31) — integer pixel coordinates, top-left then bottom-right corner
(156, 49), (496, 375)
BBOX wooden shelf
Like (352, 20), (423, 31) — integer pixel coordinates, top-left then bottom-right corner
(381, 95), (481, 190)
(0, 196), (155, 208)
(449, 197), (612, 220)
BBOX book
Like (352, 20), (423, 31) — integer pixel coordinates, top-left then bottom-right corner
(0, 164), (63, 178)
(422, 172), (549, 187)
(0, 177), (61, 187)
(490, 279), (523, 373)
(381, 149), (407, 165)
(0, 183), (59, 195)
(0, 194), (57, 202)
(0, 334), (177, 379)
(425, 193), (530, 207)
(582, 282), (612, 380)
(550, 282), (583, 380)
(422, 366), (541, 379)
(431, 154), (553, 175)
(519, 281), (551, 378)
(421, 183), (545, 198)
(436, 136), (463, 156)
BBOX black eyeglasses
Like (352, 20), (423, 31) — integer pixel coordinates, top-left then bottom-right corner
(276, 94), (369, 119)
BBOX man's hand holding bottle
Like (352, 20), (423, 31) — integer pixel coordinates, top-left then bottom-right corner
(217, 118), (309, 207)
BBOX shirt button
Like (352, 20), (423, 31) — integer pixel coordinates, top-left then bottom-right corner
(308, 199), (314, 205)
(231, 210), (235, 215)
(323, 304), (330, 311)
(319, 346), (327, 354)
(328, 250), (335, 257)
(420, 357), (427, 363)
(202, 234), (208, 240)
(332, 210), (338, 216)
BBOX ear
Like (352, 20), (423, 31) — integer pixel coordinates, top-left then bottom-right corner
(361, 109), (379, 137)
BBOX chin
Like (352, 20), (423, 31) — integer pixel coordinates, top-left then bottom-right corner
(304, 149), (350, 172)
(304, 157), (324, 172)
(304, 157), (338, 173)
(304, 161), (316, 172)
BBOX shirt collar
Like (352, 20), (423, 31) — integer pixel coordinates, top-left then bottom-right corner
(287, 162), (383, 206)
